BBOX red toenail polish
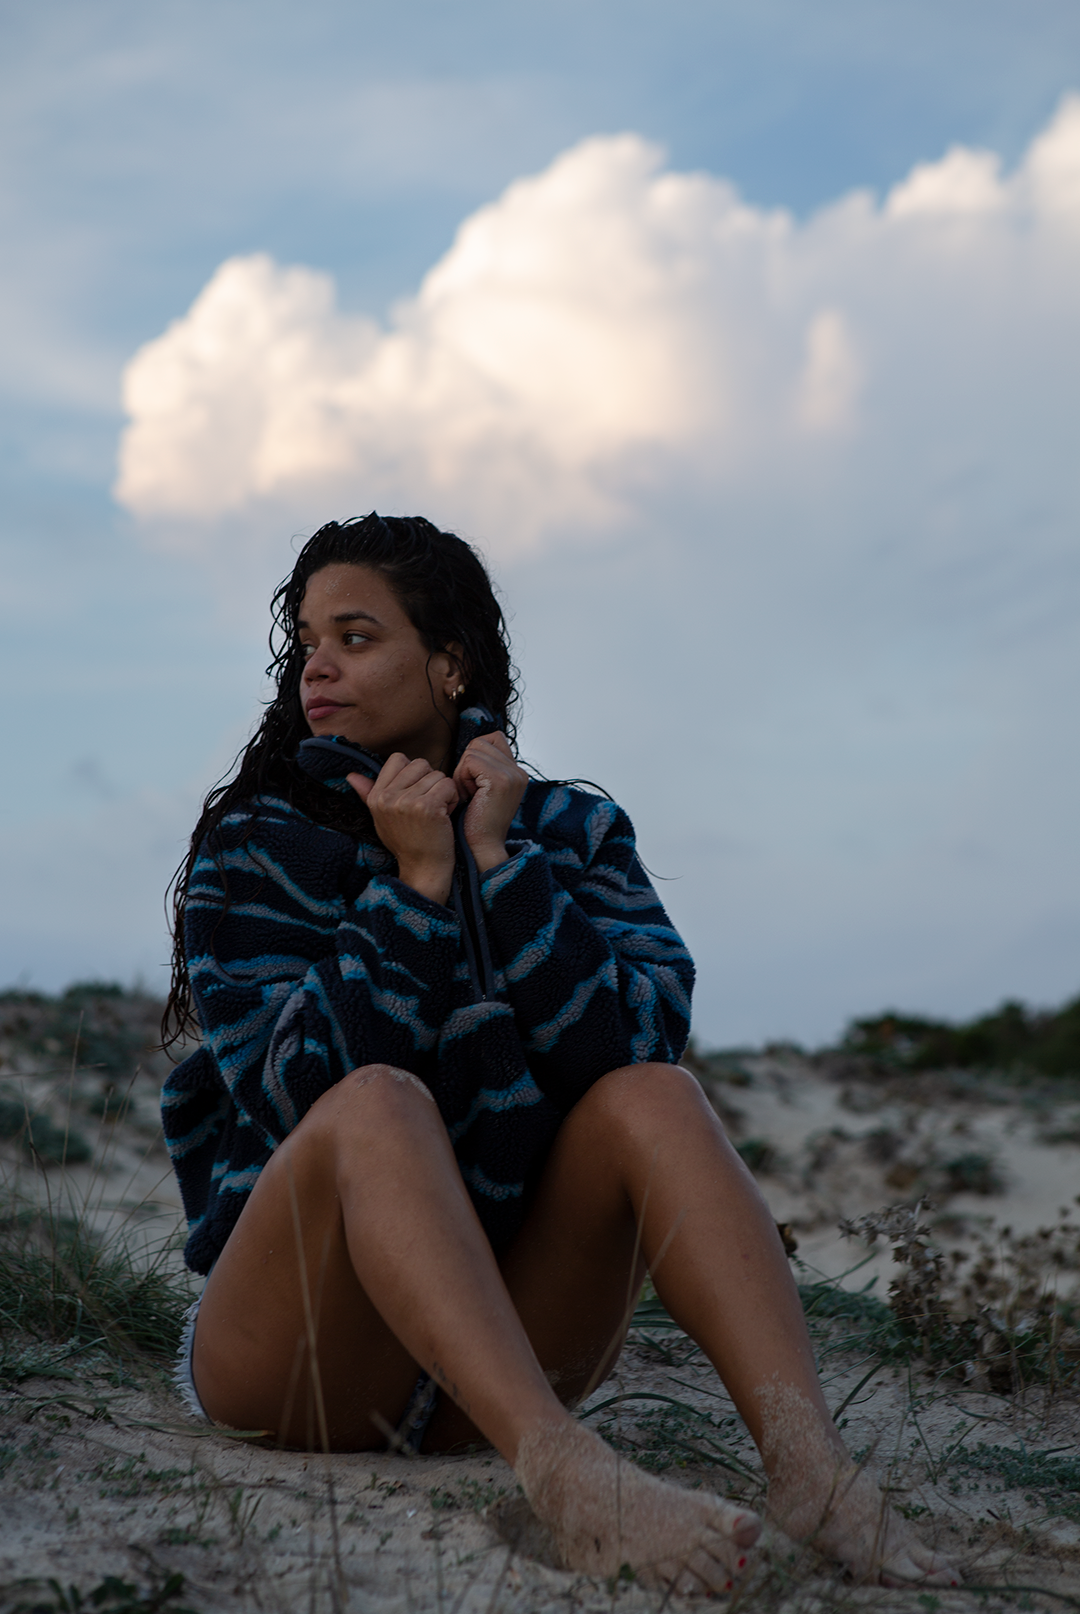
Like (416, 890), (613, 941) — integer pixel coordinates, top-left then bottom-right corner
(737, 1557), (746, 1569)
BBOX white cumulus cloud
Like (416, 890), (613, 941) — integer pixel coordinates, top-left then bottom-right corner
(116, 98), (1080, 560)
(109, 100), (1080, 1042)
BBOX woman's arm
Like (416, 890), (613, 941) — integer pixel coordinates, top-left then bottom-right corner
(478, 788), (694, 1111)
(185, 798), (463, 1148)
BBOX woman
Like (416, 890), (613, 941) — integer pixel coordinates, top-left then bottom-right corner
(163, 513), (958, 1594)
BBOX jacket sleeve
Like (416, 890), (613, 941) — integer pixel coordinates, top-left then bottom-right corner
(477, 791), (694, 1110)
(186, 803), (462, 1150)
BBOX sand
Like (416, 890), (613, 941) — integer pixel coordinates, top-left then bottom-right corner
(2, 1049), (1079, 1611)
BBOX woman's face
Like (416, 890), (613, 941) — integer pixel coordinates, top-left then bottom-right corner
(298, 564), (461, 766)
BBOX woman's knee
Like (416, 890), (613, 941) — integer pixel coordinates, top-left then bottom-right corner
(304, 1063), (437, 1140)
(571, 1060), (713, 1134)
(346, 1062), (435, 1106)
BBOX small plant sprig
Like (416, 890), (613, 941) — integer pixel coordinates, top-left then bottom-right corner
(840, 1199), (1080, 1391)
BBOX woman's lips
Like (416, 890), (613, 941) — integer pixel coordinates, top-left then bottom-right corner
(306, 700), (347, 722)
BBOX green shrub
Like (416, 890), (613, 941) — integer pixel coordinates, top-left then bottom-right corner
(0, 982), (155, 1079)
(841, 992), (1080, 1077)
(797, 1278), (909, 1360)
(939, 1151), (1004, 1196)
(0, 1098), (27, 1138)
(735, 1137), (775, 1173)
(949, 1443), (1080, 1519)
(5, 1571), (197, 1614)
(0, 1100), (91, 1165)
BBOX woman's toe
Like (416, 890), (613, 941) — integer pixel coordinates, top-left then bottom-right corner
(912, 1558), (962, 1589)
(710, 1500), (762, 1547)
(674, 1546), (740, 1595)
(880, 1544), (962, 1588)
(673, 1568), (702, 1597)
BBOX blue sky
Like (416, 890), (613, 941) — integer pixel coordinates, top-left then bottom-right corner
(3, 1), (1080, 1043)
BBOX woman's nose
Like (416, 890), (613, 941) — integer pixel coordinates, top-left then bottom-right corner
(303, 643), (338, 680)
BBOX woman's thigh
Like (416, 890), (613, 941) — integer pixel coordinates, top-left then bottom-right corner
(193, 1059), (692, 1452)
(191, 1083), (422, 1450)
(422, 1063), (686, 1449)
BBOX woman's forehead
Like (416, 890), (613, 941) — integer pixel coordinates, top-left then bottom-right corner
(299, 563), (404, 623)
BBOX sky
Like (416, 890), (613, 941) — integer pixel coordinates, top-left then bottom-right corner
(3, 0), (1080, 1046)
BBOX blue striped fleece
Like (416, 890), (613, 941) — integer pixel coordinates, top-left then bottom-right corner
(162, 780), (694, 1274)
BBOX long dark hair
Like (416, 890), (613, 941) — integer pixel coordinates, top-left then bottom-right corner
(163, 513), (520, 1048)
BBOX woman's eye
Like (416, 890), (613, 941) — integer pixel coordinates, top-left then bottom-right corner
(300, 643), (315, 659)
(343, 631), (370, 646)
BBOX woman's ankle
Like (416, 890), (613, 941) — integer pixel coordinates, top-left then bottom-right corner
(511, 1411), (582, 1483)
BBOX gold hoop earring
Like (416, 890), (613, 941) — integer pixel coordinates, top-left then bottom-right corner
(450, 684), (466, 702)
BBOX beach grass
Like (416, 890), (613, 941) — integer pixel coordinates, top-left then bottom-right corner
(0, 1200), (193, 1372)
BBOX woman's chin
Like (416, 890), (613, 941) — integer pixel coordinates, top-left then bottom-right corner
(306, 707), (351, 728)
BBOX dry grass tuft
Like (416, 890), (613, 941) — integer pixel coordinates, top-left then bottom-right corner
(840, 1199), (1080, 1393)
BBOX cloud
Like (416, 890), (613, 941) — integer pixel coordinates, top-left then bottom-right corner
(795, 308), (861, 432)
(116, 96), (1080, 558)
(115, 134), (719, 545)
(107, 99), (1080, 1043)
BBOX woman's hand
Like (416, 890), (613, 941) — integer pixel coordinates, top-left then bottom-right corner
(453, 731), (528, 875)
(348, 755), (458, 905)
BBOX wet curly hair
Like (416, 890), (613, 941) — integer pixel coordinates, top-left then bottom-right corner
(163, 513), (519, 1046)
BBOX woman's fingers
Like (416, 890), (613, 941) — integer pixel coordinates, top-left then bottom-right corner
(353, 754), (458, 903)
(369, 751), (416, 789)
(454, 736), (528, 868)
(453, 734), (522, 795)
(348, 738), (525, 887)
(377, 752), (439, 793)
(370, 755), (457, 815)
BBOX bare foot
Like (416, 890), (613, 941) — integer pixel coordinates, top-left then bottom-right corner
(756, 1383), (961, 1587)
(515, 1420), (761, 1594)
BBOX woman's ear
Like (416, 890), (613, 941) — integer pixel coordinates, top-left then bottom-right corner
(438, 641), (468, 701)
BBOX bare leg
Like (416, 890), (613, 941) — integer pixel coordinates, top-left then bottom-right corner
(536, 1063), (959, 1587)
(192, 1065), (758, 1593)
(195, 1066), (565, 1453)
(192, 1061), (956, 1588)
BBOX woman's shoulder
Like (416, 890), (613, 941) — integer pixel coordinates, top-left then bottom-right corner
(197, 792), (366, 890)
(207, 791), (352, 840)
(517, 778), (633, 853)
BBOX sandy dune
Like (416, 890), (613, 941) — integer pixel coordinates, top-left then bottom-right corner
(2, 1048), (1079, 1610)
